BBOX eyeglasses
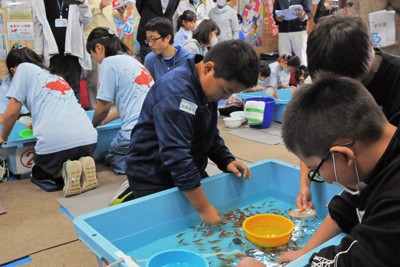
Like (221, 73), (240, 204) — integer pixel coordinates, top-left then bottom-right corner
(144, 36), (163, 45)
(308, 140), (355, 183)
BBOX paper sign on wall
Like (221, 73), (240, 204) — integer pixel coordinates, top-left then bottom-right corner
(7, 21), (33, 40)
(369, 10), (396, 47)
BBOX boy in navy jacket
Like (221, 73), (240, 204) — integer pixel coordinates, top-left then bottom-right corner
(114, 40), (259, 225)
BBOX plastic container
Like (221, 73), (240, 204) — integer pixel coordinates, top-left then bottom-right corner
(238, 89), (293, 123)
(242, 214), (294, 247)
(223, 117), (243, 128)
(73, 160), (343, 267)
(147, 249), (208, 267)
(244, 97), (275, 129)
(19, 129), (34, 138)
(273, 88), (293, 123)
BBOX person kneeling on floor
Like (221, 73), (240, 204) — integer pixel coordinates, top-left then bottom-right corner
(0, 46), (98, 197)
(111, 40), (259, 225)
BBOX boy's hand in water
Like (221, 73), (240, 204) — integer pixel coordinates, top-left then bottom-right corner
(227, 161), (251, 179)
(296, 184), (313, 209)
(199, 203), (221, 225)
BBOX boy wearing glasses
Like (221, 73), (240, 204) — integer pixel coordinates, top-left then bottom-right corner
(143, 17), (193, 81)
(239, 72), (400, 266)
(111, 40), (259, 225)
(297, 16), (400, 211)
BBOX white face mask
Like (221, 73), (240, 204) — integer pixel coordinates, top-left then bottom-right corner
(331, 153), (361, 195)
(210, 36), (218, 47)
(217, 0), (227, 7)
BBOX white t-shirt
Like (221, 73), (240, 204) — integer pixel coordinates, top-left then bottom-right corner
(7, 63), (97, 154)
(266, 62), (282, 89)
(97, 54), (154, 140)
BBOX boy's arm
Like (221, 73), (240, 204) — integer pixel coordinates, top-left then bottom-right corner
(182, 186), (220, 224)
(296, 160), (313, 209)
(153, 96), (220, 223)
(92, 99), (112, 127)
(0, 98), (22, 143)
(277, 214), (342, 264)
(207, 128), (236, 171)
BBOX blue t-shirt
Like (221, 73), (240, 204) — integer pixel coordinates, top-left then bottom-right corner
(144, 46), (193, 81)
(7, 63), (97, 154)
(97, 54), (154, 140)
(174, 27), (193, 47)
(0, 74), (29, 115)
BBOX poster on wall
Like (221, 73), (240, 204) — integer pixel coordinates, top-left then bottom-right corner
(238, 0), (263, 46)
(115, 5), (140, 52)
(265, 0), (279, 36)
(0, 33), (8, 60)
(7, 21), (33, 40)
(369, 10), (396, 47)
(3, 0), (31, 9)
(0, 10), (5, 33)
(7, 8), (32, 21)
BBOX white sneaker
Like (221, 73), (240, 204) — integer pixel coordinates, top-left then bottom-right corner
(62, 160), (82, 197)
(108, 180), (133, 206)
(80, 156), (98, 192)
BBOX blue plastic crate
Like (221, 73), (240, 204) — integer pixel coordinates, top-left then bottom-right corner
(73, 159), (343, 267)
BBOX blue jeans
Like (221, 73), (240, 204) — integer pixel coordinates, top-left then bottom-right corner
(105, 130), (130, 175)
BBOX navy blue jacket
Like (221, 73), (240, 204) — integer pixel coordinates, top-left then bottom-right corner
(125, 55), (235, 191)
(309, 126), (400, 266)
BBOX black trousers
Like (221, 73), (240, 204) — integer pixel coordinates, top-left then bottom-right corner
(50, 54), (81, 101)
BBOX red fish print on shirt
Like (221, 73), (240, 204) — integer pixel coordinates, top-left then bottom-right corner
(45, 78), (72, 95)
(134, 67), (153, 88)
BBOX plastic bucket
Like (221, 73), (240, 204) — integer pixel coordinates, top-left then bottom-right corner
(146, 249), (209, 267)
(244, 97), (275, 129)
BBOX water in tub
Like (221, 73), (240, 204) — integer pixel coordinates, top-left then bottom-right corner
(130, 195), (323, 266)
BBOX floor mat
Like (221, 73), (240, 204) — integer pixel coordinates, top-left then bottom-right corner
(223, 122), (283, 145)
(0, 197), (6, 215)
(56, 182), (123, 218)
(0, 179), (77, 265)
(31, 177), (63, 192)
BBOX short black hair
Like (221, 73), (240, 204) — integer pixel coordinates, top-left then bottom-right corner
(145, 17), (174, 44)
(259, 65), (271, 78)
(237, 13), (243, 24)
(86, 27), (131, 56)
(6, 45), (50, 75)
(204, 40), (259, 88)
(307, 16), (374, 79)
(177, 10), (197, 31)
(192, 19), (220, 45)
(282, 71), (386, 158)
(295, 65), (309, 82)
(286, 54), (301, 68)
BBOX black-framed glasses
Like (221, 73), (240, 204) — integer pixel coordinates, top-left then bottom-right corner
(144, 36), (163, 45)
(308, 150), (330, 183)
(308, 140), (355, 183)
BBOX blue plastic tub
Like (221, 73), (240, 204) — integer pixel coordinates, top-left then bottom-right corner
(273, 88), (292, 123)
(146, 249), (208, 267)
(244, 97), (275, 129)
(238, 89), (293, 123)
(0, 110), (122, 175)
(73, 159), (343, 267)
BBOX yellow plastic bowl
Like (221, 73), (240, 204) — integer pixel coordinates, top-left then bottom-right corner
(242, 214), (294, 247)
